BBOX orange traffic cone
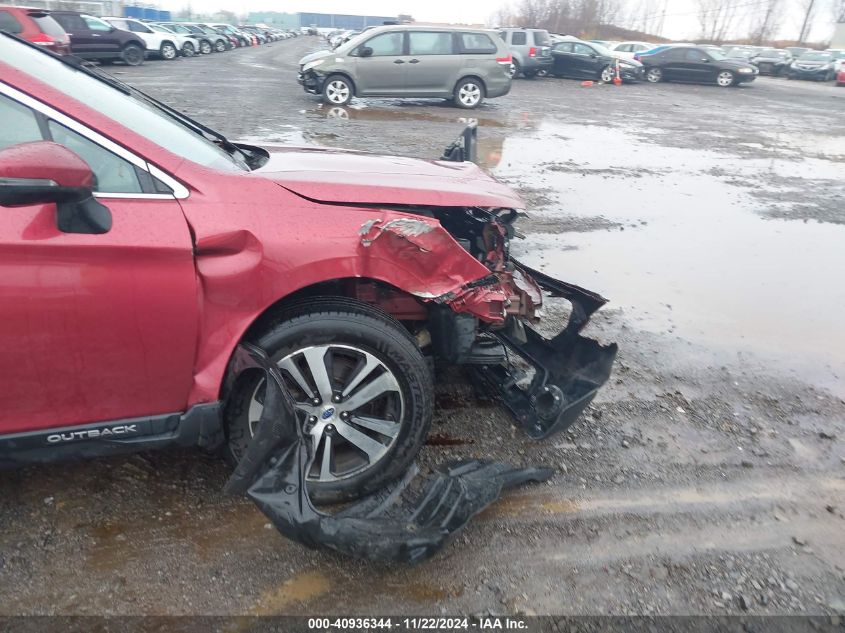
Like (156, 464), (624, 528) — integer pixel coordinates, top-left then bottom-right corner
(581, 80), (594, 87)
(613, 59), (622, 86)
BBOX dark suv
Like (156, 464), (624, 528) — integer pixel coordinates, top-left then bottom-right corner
(51, 11), (145, 65)
(0, 5), (69, 55)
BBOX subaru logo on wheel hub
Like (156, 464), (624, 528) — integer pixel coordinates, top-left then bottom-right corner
(321, 408), (335, 420)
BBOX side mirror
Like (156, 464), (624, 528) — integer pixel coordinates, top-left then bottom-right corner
(359, 46), (373, 57)
(0, 141), (112, 234)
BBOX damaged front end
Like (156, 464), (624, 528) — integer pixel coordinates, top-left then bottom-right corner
(224, 344), (552, 564)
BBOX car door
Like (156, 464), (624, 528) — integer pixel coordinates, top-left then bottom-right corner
(680, 48), (715, 82)
(571, 42), (601, 78)
(659, 48), (687, 80)
(405, 31), (457, 95)
(353, 31), (408, 95)
(80, 14), (117, 55)
(551, 42), (576, 76)
(54, 13), (96, 55)
(0, 88), (198, 434)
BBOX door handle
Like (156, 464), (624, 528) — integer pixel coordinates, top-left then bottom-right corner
(409, 58), (420, 64)
(393, 59), (404, 64)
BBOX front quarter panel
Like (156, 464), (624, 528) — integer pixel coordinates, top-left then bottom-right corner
(177, 170), (493, 405)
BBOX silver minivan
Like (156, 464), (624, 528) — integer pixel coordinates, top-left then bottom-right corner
(298, 25), (512, 109)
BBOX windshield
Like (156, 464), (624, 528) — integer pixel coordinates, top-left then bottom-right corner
(1, 35), (247, 172)
(590, 43), (612, 56)
(708, 49), (727, 60)
(799, 52), (832, 61)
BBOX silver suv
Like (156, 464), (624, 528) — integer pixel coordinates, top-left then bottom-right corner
(498, 27), (552, 78)
(298, 25), (512, 109)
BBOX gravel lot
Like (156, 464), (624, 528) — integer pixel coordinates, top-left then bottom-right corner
(1, 37), (844, 617)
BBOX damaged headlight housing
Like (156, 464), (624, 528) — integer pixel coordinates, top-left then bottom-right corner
(302, 59), (325, 71)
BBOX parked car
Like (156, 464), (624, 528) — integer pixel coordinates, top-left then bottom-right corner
(724, 47), (755, 61)
(0, 5), (69, 55)
(611, 41), (656, 59)
(498, 27), (552, 78)
(153, 23), (211, 54)
(550, 39), (643, 82)
(298, 25), (512, 109)
(826, 49), (845, 73)
(641, 45), (757, 86)
(785, 46), (810, 59)
(102, 17), (182, 60)
(0, 33), (614, 513)
(158, 22), (227, 53)
(787, 51), (838, 81)
(51, 11), (146, 65)
(146, 22), (198, 57)
(750, 48), (792, 76)
(240, 25), (268, 44)
(210, 23), (250, 47)
(837, 67), (845, 86)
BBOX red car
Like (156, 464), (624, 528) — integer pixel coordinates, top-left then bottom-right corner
(0, 5), (70, 55)
(0, 35), (615, 505)
(838, 68), (845, 86)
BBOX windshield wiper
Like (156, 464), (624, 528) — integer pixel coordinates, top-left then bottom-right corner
(58, 52), (250, 166)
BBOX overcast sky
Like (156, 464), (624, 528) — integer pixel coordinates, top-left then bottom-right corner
(169, 0), (838, 41)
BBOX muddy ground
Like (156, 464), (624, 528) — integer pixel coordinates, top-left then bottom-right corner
(1, 37), (844, 618)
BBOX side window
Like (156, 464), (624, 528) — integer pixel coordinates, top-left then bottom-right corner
(82, 16), (112, 32)
(511, 31), (526, 46)
(361, 32), (403, 56)
(573, 43), (593, 55)
(458, 32), (497, 54)
(409, 32), (453, 55)
(663, 48), (684, 62)
(54, 13), (85, 32)
(0, 94), (43, 151)
(553, 42), (573, 53)
(47, 121), (143, 194)
(618, 44), (632, 52)
(128, 21), (151, 33)
(0, 10), (23, 34)
(107, 19), (127, 30)
(686, 48), (705, 62)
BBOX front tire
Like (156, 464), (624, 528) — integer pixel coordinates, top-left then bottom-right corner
(600, 65), (614, 83)
(454, 77), (484, 109)
(225, 298), (433, 503)
(645, 67), (662, 83)
(121, 43), (144, 66)
(181, 41), (195, 57)
(200, 40), (212, 55)
(716, 70), (735, 87)
(160, 42), (177, 60)
(214, 39), (226, 52)
(322, 75), (353, 106)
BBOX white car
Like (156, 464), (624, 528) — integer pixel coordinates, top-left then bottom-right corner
(825, 49), (845, 73)
(102, 17), (188, 59)
(611, 41), (657, 59)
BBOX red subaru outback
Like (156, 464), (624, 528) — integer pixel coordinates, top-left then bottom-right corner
(0, 34), (616, 508)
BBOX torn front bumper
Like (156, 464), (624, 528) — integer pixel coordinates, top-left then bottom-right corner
(224, 344), (552, 564)
(469, 260), (618, 440)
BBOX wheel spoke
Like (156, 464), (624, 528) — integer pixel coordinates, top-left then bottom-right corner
(342, 372), (399, 411)
(334, 420), (386, 461)
(351, 415), (400, 438)
(319, 434), (332, 479)
(301, 347), (333, 402)
(341, 354), (380, 397)
(278, 357), (313, 398)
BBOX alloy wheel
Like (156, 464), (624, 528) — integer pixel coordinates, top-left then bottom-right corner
(326, 80), (351, 104)
(247, 344), (405, 483)
(600, 66), (614, 82)
(182, 42), (195, 57)
(717, 71), (734, 87)
(458, 82), (482, 107)
(200, 41), (212, 54)
(646, 68), (662, 83)
(161, 43), (176, 60)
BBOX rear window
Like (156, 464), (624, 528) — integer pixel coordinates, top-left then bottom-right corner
(531, 30), (550, 46)
(459, 32), (497, 54)
(0, 10), (23, 34)
(511, 31), (526, 45)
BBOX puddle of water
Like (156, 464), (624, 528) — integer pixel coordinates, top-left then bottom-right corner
(247, 570), (332, 616)
(496, 122), (845, 394)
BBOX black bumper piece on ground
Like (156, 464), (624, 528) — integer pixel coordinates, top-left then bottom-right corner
(470, 260), (618, 440)
(223, 344), (552, 564)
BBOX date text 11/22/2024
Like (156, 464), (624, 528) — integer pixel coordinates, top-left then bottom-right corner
(307, 617), (529, 630)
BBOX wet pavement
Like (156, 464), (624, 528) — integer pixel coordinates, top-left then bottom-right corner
(1, 37), (844, 617)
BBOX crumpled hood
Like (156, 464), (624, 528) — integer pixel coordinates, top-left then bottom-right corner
(253, 146), (525, 209)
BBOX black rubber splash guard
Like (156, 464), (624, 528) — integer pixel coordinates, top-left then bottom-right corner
(223, 343), (553, 564)
(469, 260), (618, 440)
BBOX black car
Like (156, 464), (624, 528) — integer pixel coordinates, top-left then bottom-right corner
(50, 11), (145, 65)
(550, 40), (644, 82)
(787, 51), (838, 81)
(750, 48), (792, 76)
(641, 46), (757, 87)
